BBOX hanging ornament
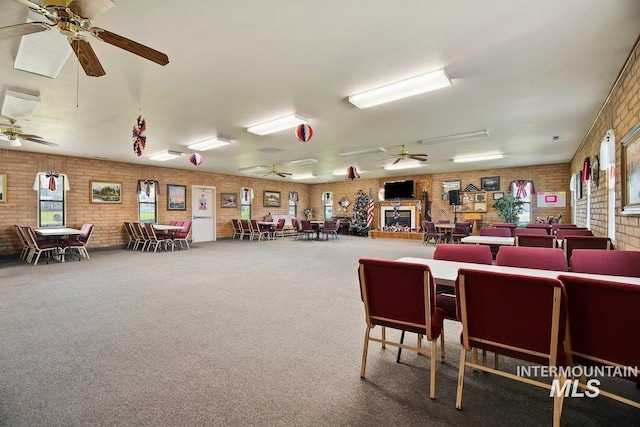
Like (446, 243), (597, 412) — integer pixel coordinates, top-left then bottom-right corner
(345, 166), (360, 180)
(132, 115), (147, 157)
(189, 152), (203, 166)
(295, 123), (313, 142)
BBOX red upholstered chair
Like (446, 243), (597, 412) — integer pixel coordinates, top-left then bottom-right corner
(479, 227), (512, 237)
(173, 221), (192, 249)
(570, 249), (640, 277)
(423, 221), (444, 246)
(492, 222), (517, 236)
(515, 234), (558, 248)
(514, 227), (548, 236)
(358, 258), (444, 399)
(290, 218), (300, 239)
(558, 274), (640, 409)
(271, 218), (286, 239)
(525, 223), (553, 235)
(456, 269), (568, 425)
(451, 221), (472, 243)
(240, 220), (252, 240)
(563, 236), (611, 262)
(62, 223), (95, 259)
(231, 219), (243, 239)
(555, 228), (593, 240)
(552, 223), (578, 233)
(321, 220), (336, 240)
(299, 220), (314, 240)
(496, 246), (567, 271)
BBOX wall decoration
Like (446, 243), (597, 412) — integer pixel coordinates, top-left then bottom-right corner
(621, 122), (640, 214)
(167, 184), (187, 210)
(132, 115), (146, 156)
(493, 192), (504, 200)
(480, 176), (500, 191)
(295, 123), (313, 142)
(221, 192), (237, 208)
(0, 174), (5, 202)
(263, 190), (281, 207)
(189, 152), (203, 166)
(536, 192), (566, 208)
(441, 180), (461, 200)
(475, 193), (486, 202)
(91, 181), (122, 203)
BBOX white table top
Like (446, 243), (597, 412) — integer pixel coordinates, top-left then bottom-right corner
(153, 224), (183, 231)
(396, 257), (640, 287)
(35, 227), (82, 236)
(461, 235), (515, 245)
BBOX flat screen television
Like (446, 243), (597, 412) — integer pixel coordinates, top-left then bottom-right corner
(384, 180), (415, 200)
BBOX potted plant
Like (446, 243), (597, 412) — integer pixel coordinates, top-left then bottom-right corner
(492, 193), (525, 224)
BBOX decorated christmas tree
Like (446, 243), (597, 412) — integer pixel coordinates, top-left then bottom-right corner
(350, 189), (373, 236)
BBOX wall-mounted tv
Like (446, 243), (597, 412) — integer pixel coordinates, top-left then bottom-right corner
(384, 180), (415, 200)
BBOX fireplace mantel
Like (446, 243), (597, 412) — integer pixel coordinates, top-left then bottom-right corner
(379, 200), (420, 230)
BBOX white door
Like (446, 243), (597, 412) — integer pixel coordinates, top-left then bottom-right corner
(191, 186), (216, 242)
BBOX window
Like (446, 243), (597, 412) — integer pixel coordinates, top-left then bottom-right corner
(323, 192), (333, 219)
(138, 181), (157, 223)
(37, 173), (65, 227)
(512, 181), (532, 224)
(240, 187), (252, 220)
(288, 191), (297, 217)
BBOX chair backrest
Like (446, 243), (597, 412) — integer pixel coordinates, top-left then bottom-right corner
(144, 223), (158, 239)
(492, 223), (517, 236)
(274, 218), (286, 231)
(133, 222), (147, 239)
(424, 221), (438, 234)
(333, 219), (341, 231)
(301, 220), (313, 231)
(291, 218), (299, 230)
(552, 223), (577, 232)
(323, 220), (334, 231)
(496, 246), (567, 271)
(563, 236), (611, 261)
(514, 227), (548, 236)
(240, 219), (251, 232)
(569, 249), (640, 277)
(79, 223), (94, 244)
(250, 219), (260, 232)
(177, 221), (192, 238)
(480, 227), (512, 237)
(525, 223), (552, 235)
(457, 268), (567, 366)
(231, 219), (241, 232)
(358, 258), (438, 340)
(453, 222), (471, 236)
(555, 228), (593, 240)
(433, 243), (493, 264)
(515, 234), (557, 248)
(558, 275), (640, 384)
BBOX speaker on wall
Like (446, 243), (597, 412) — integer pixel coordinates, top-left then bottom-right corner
(448, 190), (460, 205)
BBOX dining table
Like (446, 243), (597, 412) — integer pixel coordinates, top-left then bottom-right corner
(395, 256), (640, 288)
(460, 235), (515, 246)
(310, 220), (325, 240)
(435, 223), (455, 243)
(35, 227), (83, 262)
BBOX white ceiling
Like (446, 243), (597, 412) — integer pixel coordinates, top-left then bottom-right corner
(1, 0), (639, 183)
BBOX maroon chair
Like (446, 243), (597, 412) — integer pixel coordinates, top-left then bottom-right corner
(321, 220), (336, 240)
(515, 234), (557, 248)
(451, 221), (472, 243)
(569, 249), (640, 277)
(456, 269), (568, 425)
(563, 236), (611, 262)
(492, 222), (517, 237)
(558, 274), (640, 409)
(480, 227), (512, 258)
(525, 223), (553, 235)
(62, 223), (95, 260)
(173, 221), (192, 249)
(552, 223), (578, 233)
(358, 258), (444, 399)
(555, 228), (593, 240)
(231, 219), (243, 239)
(271, 218), (286, 239)
(514, 227), (548, 236)
(423, 221), (444, 246)
(496, 246), (567, 271)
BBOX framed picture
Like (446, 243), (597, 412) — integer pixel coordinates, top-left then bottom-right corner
(474, 202), (487, 212)
(475, 193), (486, 202)
(481, 176), (500, 191)
(263, 190), (281, 207)
(493, 192), (504, 200)
(622, 124), (640, 214)
(167, 184), (186, 210)
(90, 181), (122, 203)
(441, 180), (461, 200)
(221, 192), (237, 208)
(0, 174), (5, 202)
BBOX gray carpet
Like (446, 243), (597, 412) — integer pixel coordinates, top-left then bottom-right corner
(0, 236), (638, 426)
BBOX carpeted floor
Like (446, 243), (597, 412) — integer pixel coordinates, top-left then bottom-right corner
(0, 236), (638, 426)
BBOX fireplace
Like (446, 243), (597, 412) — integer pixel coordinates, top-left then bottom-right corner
(380, 204), (418, 230)
(385, 210), (411, 227)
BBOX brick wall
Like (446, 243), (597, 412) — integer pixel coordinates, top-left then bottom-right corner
(570, 39), (640, 250)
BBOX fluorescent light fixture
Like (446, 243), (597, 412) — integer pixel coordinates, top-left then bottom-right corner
(422, 129), (490, 146)
(280, 157), (318, 166)
(453, 153), (504, 163)
(187, 137), (231, 151)
(149, 150), (183, 161)
(238, 165), (268, 172)
(332, 169), (367, 175)
(291, 173), (317, 180)
(9, 138), (22, 147)
(1, 90), (41, 120)
(383, 162), (423, 171)
(338, 147), (386, 158)
(348, 69), (451, 109)
(247, 113), (308, 135)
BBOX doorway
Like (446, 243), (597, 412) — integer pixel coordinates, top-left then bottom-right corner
(191, 186), (216, 243)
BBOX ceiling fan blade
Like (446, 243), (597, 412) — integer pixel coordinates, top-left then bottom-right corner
(11, 0), (56, 18)
(69, 36), (106, 76)
(91, 28), (169, 66)
(393, 157), (401, 165)
(22, 136), (58, 147)
(410, 153), (429, 157)
(0, 22), (52, 39)
(409, 155), (428, 162)
(68, 0), (115, 19)
(277, 173), (288, 178)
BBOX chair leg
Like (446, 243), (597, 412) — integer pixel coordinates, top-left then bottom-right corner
(360, 327), (371, 378)
(430, 340), (437, 399)
(440, 327), (446, 361)
(456, 348), (467, 409)
(397, 330), (405, 362)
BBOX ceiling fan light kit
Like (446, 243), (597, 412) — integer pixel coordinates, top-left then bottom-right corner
(247, 113), (308, 135)
(422, 129), (490, 145)
(149, 150), (182, 161)
(338, 146), (386, 158)
(1, 90), (41, 120)
(348, 68), (451, 109)
(453, 153), (504, 163)
(187, 137), (231, 151)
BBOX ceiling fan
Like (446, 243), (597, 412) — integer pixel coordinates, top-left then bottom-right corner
(0, 118), (58, 147)
(389, 144), (428, 164)
(261, 165), (292, 178)
(0, 0), (169, 77)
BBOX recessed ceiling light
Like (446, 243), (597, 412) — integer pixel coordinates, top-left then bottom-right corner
(383, 162), (423, 171)
(247, 113), (308, 135)
(348, 69), (451, 109)
(452, 153), (504, 163)
(338, 147), (386, 157)
(187, 137), (231, 151)
(149, 150), (183, 161)
(422, 129), (490, 145)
